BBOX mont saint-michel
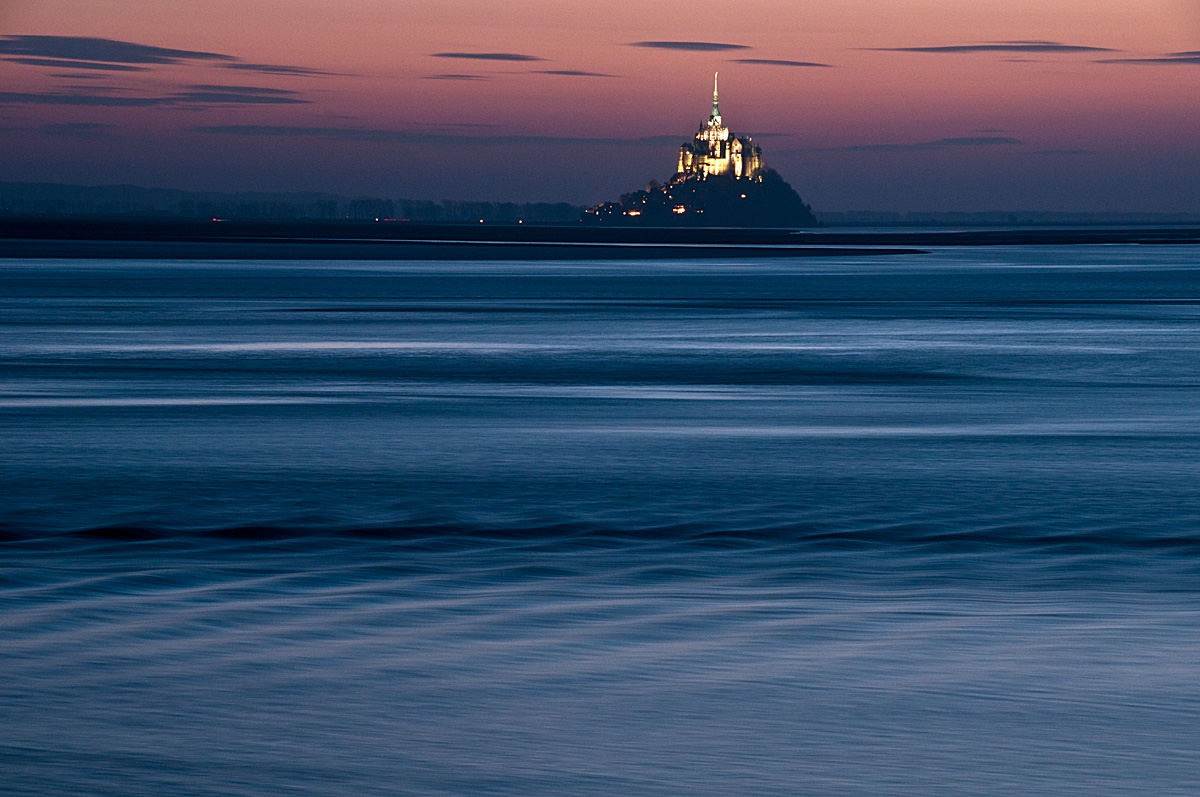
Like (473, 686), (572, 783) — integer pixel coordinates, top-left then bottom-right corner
(585, 75), (817, 227)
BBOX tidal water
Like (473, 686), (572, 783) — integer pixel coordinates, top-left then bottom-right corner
(3, 245), (1200, 795)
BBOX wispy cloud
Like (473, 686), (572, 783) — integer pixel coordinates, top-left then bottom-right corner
(39, 122), (116, 138)
(2, 57), (149, 72)
(431, 52), (544, 62)
(195, 126), (449, 143)
(533, 70), (615, 77)
(58, 84), (139, 93)
(0, 35), (234, 64)
(224, 63), (336, 76)
(1097, 51), (1200, 65)
(730, 58), (831, 68)
(836, 136), (1024, 152)
(1037, 148), (1096, 156)
(194, 125), (684, 147)
(412, 122), (500, 129)
(423, 74), (490, 81)
(871, 41), (1116, 54)
(0, 91), (171, 107)
(631, 41), (750, 52)
(0, 35), (335, 78)
(173, 85), (309, 104)
(0, 85), (309, 107)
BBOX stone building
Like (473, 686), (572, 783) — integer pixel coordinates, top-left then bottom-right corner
(675, 73), (764, 181)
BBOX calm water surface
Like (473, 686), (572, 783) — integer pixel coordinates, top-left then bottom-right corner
(3, 245), (1200, 795)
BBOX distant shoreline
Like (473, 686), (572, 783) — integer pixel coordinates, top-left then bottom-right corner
(0, 239), (921, 260)
(1, 219), (1198, 260)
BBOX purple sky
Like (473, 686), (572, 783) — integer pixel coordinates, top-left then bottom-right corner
(1, 0), (1198, 211)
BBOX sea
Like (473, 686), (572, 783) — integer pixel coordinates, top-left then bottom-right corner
(3, 243), (1200, 795)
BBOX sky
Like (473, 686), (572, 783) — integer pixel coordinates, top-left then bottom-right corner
(1, 0), (1198, 211)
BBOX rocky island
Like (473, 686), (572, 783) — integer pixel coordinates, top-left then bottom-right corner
(584, 74), (817, 227)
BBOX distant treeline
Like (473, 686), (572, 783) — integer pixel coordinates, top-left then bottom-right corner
(0, 182), (583, 224)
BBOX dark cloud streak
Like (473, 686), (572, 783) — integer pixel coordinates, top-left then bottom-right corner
(186, 85), (298, 95)
(0, 35), (234, 64)
(412, 122), (500, 129)
(195, 125), (684, 147)
(836, 136), (1024, 152)
(172, 85), (309, 104)
(39, 122), (116, 138)
(431, 52), (544, 61)
(2, 57), (148, 71)
(224, 63), (336, 76)
(0, 85), (309, 107)
(0, 92), (171, 107)
(533, 70), (615, 77)
(631, 41), (750, 52)
(0, 35), (334, 78)
(731, 58), (831, 68)
(1097, 53), (1200, 64)
(873, 41), (1115, 54)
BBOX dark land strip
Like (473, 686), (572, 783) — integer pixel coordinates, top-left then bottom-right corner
(1, 219), (1198, 260)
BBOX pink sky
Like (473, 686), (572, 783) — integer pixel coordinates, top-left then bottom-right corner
(1, 0), (1198, 210)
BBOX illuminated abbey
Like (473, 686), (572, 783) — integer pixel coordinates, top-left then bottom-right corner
(675, 74), (764, 182)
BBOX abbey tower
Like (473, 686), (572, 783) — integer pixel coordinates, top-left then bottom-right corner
(675, 74), (764, 182)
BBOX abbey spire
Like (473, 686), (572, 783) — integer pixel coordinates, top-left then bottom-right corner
(711, 72), (721, 123)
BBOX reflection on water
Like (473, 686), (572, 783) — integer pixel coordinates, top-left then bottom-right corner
(3, 246), (1200, 794)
